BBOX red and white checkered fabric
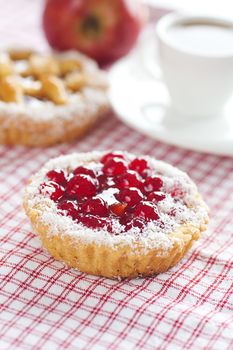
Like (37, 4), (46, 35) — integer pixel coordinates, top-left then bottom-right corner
(0, 1), (233, 349)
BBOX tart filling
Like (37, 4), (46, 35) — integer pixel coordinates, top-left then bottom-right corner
(25, 151), (209, 253)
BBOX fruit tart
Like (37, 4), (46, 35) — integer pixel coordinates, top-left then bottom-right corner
(24, 151), (209, 278)
(0, 49), (109, 146)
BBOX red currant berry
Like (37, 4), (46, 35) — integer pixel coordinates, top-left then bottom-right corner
(81, 197), (108, 217)
(97, 174), (107, 190)
(134, 202), (159, 221)
(40, 181), (64, 201)
(57, 200), (80, 220)
(169, 208), (176, 217)
(132, 218), (145, 229)
(98, 174), (116, 190)
(115, 170), (142, 190)
(119, 214), (132, 226)
(129, 158), (148, 175)
(147, 192), (166, 202)
(170, 186), (184, 199)
(46, 169), (67, 186)
(101, 152), (125, 164)
(144, 176), (163, 193)
(124, 221), (133, 231)
(66, 174), (97, 200)
(73, 166), (96, 178)
(116, 187), (143, 206)
(103, 158), (128, 176)
(80, 215), (108, 230)
(125, 218), (145, 231)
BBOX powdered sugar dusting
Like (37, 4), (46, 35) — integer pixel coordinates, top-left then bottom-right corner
(25, 151), (209, 253)
(98, 188), (119, 206)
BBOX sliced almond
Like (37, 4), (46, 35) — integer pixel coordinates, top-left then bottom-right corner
(0, 76), (23, 103)
(8, 49), (35, 61)
(0, 54), (14, 78)
(65, 72), (87, 91)
(40, 75), (67, 104)
(29, 55), (60, 77)
(59, 59), (82, 75)
(20, 78), (42, 98)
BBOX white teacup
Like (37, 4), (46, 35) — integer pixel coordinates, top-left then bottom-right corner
(156, 13), (233, 118)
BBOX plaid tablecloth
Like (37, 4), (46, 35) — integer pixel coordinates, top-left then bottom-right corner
(0, 1), (233, 349)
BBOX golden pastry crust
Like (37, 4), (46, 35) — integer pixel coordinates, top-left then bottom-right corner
(0, 104), (108, 147)
(0, 50), (110, 147)
(23, 151), (209, 279)
(24, 197), (208, 278)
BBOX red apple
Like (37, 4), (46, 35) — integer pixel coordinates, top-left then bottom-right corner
(42, 0), (148, 65)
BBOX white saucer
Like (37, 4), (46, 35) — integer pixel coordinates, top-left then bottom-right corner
(109, 27), (233, 156)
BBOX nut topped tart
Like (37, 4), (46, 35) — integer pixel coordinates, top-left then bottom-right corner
(0, 49), (109, 146)
(24, 151), (209, 279)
